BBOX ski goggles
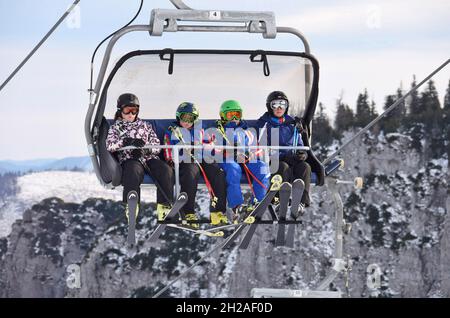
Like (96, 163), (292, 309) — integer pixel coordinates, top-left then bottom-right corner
(223, 111), (242, 121)
(121, 107), (139, 115)
(270, 99), (288, 110)
(179, 112), (198, 123)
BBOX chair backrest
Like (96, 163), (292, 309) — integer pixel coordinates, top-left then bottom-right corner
(146, 119), (259, 142)
(98, 117), (122, 186)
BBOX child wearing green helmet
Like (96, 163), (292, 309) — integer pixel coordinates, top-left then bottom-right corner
(214, 100), (270, 221)
(163, 102), (228, 227)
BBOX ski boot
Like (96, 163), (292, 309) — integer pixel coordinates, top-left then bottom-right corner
(291, 203), (306, 220)
(185, 213), (199, 229)
(125, 203), (139, 223)
(210, 211), (228, 226)
(157, 203), (171, 221)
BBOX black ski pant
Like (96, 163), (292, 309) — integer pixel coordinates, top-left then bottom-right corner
(274, 159), (311, 207)
(179, 162), (227, 215)
(121, 159), (174, 205)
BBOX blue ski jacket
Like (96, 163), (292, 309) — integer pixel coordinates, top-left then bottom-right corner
(256, 112), (304, 159)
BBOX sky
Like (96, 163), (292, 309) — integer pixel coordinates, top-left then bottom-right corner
(0, 0), (449, 160)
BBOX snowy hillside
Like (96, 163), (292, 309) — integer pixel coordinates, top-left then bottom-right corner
(0, 171), (156, 237)
(0, 131), (448, 298)
(0, 156), (92, 174)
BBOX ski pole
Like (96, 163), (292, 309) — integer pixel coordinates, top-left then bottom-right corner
(139, 158), (173, 205)
(169, 126), (218, 206)
(242, 162), (268, 190)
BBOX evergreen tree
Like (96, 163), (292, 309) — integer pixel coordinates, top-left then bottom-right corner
(444, 79), (450, 112)
(396, 87), (407, 128)
(380, 86), (407, 134)
(355, 89), (373, 128)
(418, 80), (443, 158)
(406, 75), (421, 125)
(443, 80), (450, 163)
(334, 98), (354, 138)
(380, 94), (397, 133)
(419, 80), (441, 131)
(312, 103), (334, 146)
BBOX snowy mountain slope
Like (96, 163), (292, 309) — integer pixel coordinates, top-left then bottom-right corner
(0, 131), (448, 298)
(0, 171), (156, 237)
(0, 156), (92, 174)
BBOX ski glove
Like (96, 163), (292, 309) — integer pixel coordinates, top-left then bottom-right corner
(123, 138), (146, 148)
(295, 150), (308, 161)
(131, 149), (145, 160)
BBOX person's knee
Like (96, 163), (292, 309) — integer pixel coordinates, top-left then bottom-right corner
(181, 164), (200, 179)
(123, 160), (144, 178)
(278, 161), (290, 173)
(303, 162), (311, 173)
(295, 161), (311, 178)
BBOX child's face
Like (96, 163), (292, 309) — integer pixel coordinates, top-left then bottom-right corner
(121, 106), (138, 122)
(180, 120), (193, 129)
(270, 99), (288, 118)
(273, 107), (286, 118)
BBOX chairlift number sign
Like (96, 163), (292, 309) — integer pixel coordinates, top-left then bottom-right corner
(209, 11), (221, 20)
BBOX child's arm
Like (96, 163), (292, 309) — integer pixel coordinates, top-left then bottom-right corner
(106, 124), (124, 152)
(147, 123), (161, 156)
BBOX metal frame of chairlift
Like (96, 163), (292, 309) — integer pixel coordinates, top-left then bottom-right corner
(84, 0), (358, 298)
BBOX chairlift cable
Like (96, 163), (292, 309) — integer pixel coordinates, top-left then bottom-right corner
(89, 0), (144, 91)
(323, 58), (450, 165)
(0, 0), (81, 93)
(152, 226), (244, 298)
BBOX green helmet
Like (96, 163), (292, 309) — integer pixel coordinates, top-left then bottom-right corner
(176, 102), (199, 122)
(220, 100), (243, 121)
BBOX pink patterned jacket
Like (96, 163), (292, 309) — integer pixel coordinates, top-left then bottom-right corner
(106, 118), (161, 163)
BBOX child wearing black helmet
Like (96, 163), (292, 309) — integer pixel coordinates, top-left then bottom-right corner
(106, 93), (174, 221)
(256, 91), (311, 215)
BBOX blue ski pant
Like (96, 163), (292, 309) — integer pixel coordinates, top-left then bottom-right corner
(220, 161), (270, 208)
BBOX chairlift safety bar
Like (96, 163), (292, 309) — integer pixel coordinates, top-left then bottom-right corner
(118, 145), (310, 151)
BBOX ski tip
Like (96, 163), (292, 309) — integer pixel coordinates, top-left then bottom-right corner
(293, 178), (305, 186)
(179, 192), (188, 200)
(127, 190), (138, 200)
(271, 174), (282, 184)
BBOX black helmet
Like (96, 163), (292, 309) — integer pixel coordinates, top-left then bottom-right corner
(117, 93), (140, 110)
(266, 91), (289, 114)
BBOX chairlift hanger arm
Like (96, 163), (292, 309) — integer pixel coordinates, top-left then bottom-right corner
(169, 0), (192, 10)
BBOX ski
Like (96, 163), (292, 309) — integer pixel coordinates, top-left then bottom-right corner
(289, 179), (305, 220)
(148, 192), (188, 242)
(275, 182), (292, 246)
(126, 190), (139, 248)
(223, 174), (283, 249)
(239, 181), (291, 249)
(286, 179), (305, 248)
(167, 224), (225, 237)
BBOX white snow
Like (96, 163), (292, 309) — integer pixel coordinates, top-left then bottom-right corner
(0, 171), (157, 237)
